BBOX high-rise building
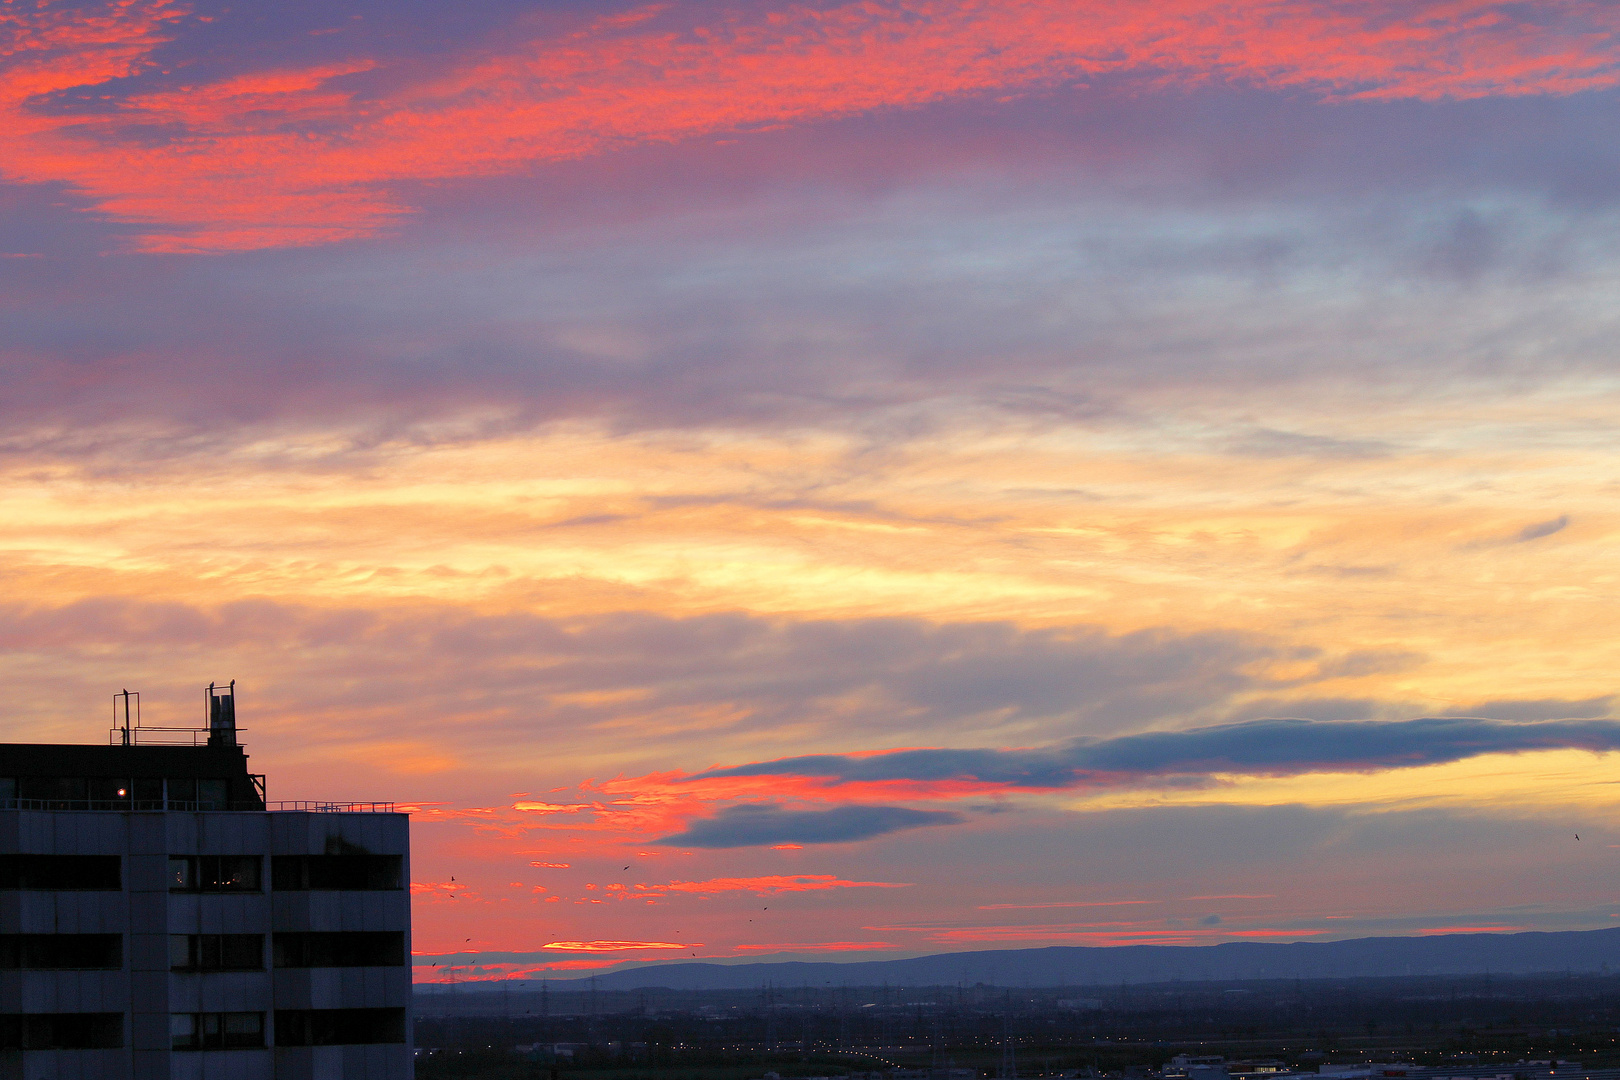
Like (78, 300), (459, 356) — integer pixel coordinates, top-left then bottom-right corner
(0, 684), (411, 1079)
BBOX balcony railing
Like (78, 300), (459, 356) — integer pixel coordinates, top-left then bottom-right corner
(266, 801), (398, 813)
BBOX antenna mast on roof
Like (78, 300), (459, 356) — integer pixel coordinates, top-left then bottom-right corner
(111, 689), (138, 747)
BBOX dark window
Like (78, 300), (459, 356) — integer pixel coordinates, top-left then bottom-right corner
(273, 1008), (405, 1046)
(17, 777), (87, 804)
(170, 934), (262, 971)
(171, 1012), (264, 1050)
(270, 854), (402, 891)
(272, 931), (404, 968)
(0, 855), (120, 890)
(86, 778), (128, 802)
(0, 1013), (123, 1050)
(163, 778), (233, 809)
(168, 855), (260, 892)
(0, 934), (121, 970)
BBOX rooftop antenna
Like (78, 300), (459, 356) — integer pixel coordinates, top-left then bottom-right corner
(111, 689), (138, 746)
(206, 680), (237, 747)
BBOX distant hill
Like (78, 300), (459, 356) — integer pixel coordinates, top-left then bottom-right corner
(528, 928), (1620, 991)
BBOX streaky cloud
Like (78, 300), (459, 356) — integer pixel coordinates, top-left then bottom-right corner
(655, 803), (963, 848)
(4, 0), (1618, 250)
(690, 715), (1620, 789)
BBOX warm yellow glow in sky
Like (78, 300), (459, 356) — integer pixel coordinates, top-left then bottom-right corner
(5, 394), (1616, 717)
(1063, 749), (1620, 816)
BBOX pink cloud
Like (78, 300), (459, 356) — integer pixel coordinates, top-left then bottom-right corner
(4, 0), (1617, 250)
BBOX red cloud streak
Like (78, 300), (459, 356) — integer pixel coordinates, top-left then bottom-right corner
(661, 875), (912, 895)
(4, 0), (1618, 250)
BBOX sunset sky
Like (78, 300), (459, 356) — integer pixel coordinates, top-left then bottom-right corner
(6, 0), (1620, 981)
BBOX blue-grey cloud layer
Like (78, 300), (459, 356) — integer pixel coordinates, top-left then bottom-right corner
(656, 803), (963, 847)
(690, 714), (1620, 789)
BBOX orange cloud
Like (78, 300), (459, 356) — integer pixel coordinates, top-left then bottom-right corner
(4, 0), (1618, 250)
(541, 940), (700, 951)
(410, 880), (483, 904)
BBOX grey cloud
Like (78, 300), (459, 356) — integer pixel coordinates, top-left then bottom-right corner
(1440, 696), (1613, 722)
(1517, 515), (1569, 542)
(1216, 697), (1384, 724)
(9, 87), (1620, 461)
(655, 803), (962, 848)
(1225, 428), (1393, 459)
(0, 598), (1372, 758)
(690, 714), (1620, 789)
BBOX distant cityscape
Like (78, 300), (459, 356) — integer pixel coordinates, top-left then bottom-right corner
(414, 971), (1620, 1080)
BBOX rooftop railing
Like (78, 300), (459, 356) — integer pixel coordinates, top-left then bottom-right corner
(106, 727), (246, 746)
(266, 801), (398, 813)
(0, 799), (398, 813)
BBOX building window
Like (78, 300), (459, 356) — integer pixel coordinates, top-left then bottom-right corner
(168, 855), (261, 892)
(170, 934), (263, 971)
(0, 1013), (123, 1050)
(273, 1008), (406, 1046)
(170, 1012), (264, 1050)
(0, 934), (122, 970)
(16, 777), (87, 806)
(272, 931), (405, 968)
(270, 854), (402, 891)
(165, 777), (231, 810)
(0, 854), (120, 890)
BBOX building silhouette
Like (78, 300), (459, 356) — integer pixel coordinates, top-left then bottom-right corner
(0, 684), (411, 1078)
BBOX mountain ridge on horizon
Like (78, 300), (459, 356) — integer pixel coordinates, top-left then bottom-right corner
(440, 927), (1620, 992)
